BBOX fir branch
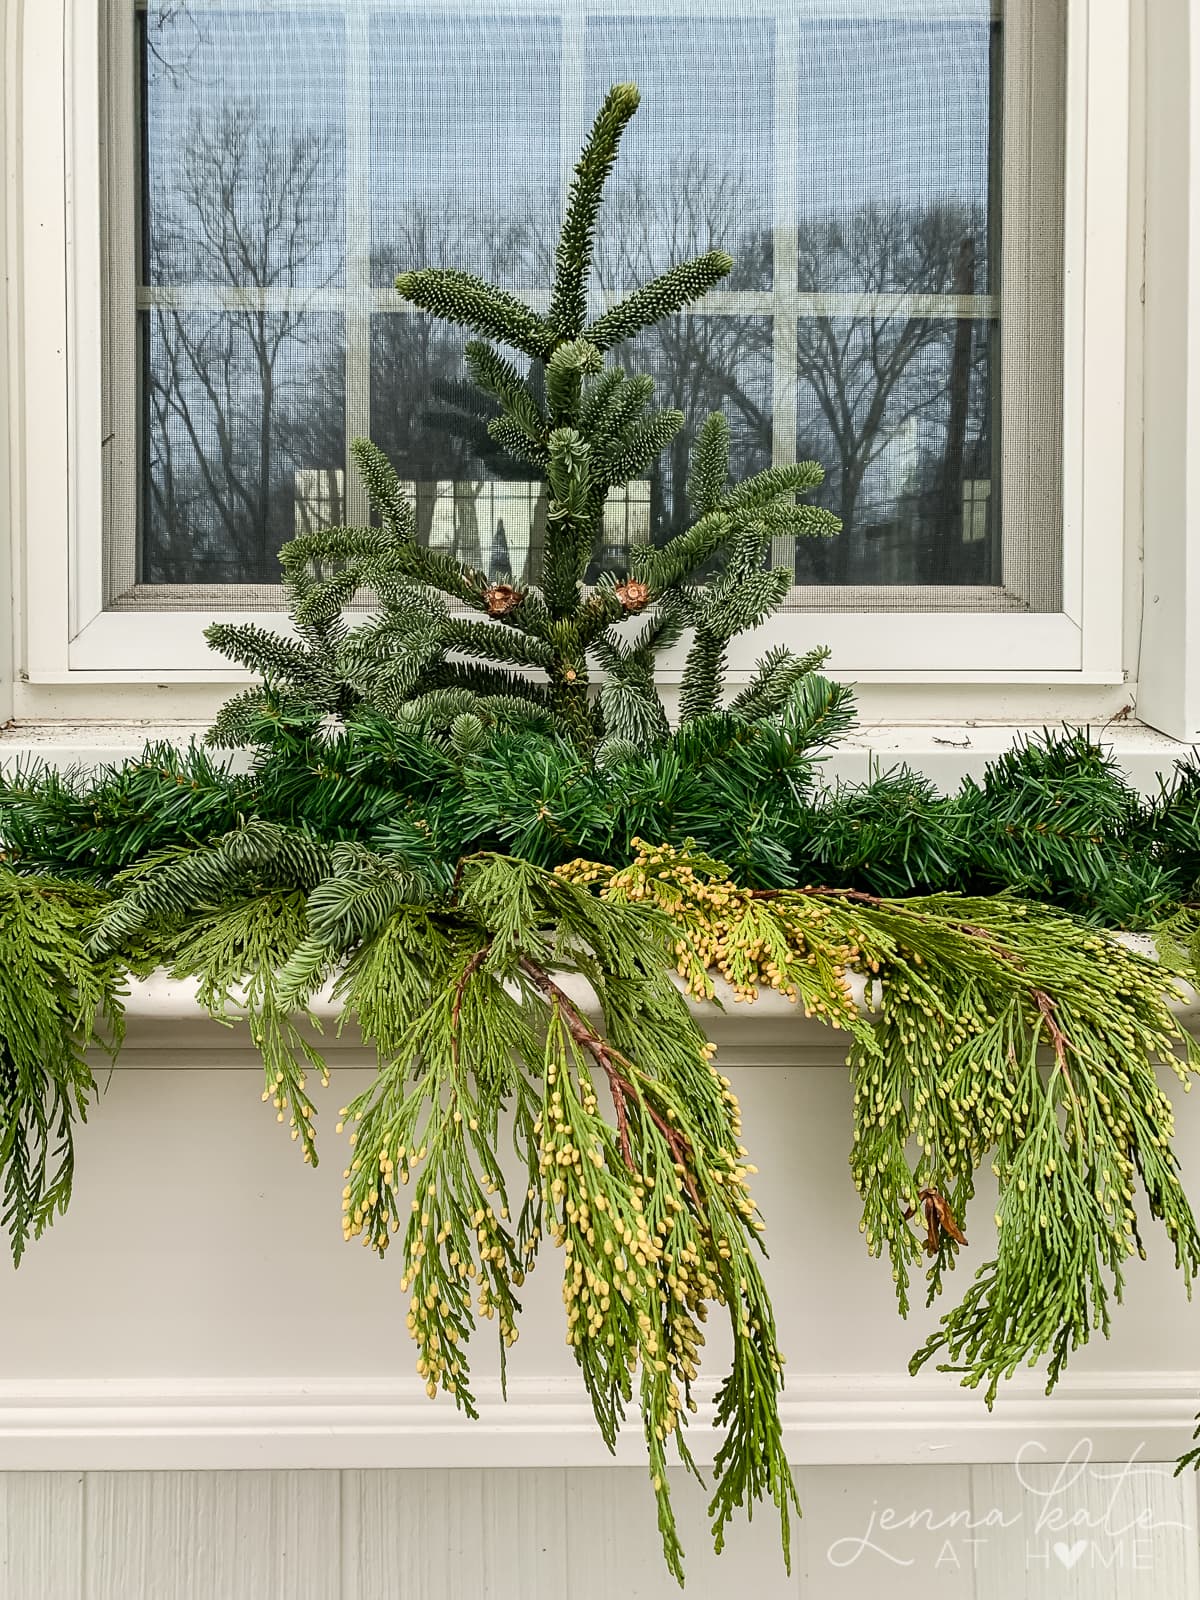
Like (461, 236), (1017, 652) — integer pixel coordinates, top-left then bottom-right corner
(396, 269), (555, 360)
(349, 438), (417, 541)
(87, 821), (333, 957)
(485, 414), (550, 469)
(203, 624), (326, 689)
(548, 82), (641, 339)
(686, 413), (731, 515)
(585, 252), (735, 350)
(463, 341), (544, 437)
(728, 645), (831, 722)
(678, 627), (728, 725)
(723, 460), (828, 509)
(578, 367), (627, 434)
(633, 510), (732, 592)
(593, 372), (655, 442)
(441, 617), (555, 672)
(545, 338), (604, 426)
(600, 407), (685, 485)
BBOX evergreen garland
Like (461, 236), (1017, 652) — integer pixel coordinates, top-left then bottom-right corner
(4, 82), (1200, 1580)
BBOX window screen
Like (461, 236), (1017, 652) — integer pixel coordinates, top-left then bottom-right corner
(119, 0), (1066, 613)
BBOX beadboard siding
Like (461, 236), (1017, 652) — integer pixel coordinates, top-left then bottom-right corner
(0, 1465), (1195, 1599)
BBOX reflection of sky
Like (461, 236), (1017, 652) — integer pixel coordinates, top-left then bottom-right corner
(143, 6), (347, 286)
(797, 20), (992, 228)
(585, 17), (775, 289)
(369, 13), (562, 285)
(144, 2), (996, 293)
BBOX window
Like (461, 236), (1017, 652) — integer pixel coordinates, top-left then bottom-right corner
(17, 1), (1131, 684)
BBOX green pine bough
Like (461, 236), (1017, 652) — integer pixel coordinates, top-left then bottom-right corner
(5, 83), (1200, 1580)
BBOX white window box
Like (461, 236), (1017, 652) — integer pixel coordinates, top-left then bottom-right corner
(0, 961), (1196, 1473)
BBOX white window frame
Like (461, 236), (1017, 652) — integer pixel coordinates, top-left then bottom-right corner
(12, 0), (1130, 692)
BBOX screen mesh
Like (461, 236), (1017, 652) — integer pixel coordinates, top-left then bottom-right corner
(121, 0), (1065, 613)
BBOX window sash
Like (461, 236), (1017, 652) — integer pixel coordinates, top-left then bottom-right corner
(121, 0), (1020, 609)
(17, 0), (1126, 683)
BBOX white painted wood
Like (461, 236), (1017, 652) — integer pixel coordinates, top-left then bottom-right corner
(0, 1472), (82, 1600)
(0, 0), (16, 725)
(0, 1463), (1195, 1598)
(343, 1467), (570, 1599)
(81, 1471), (341, 1600)
(563, 1466), (798, 1599)
(1138, 1), (1200, 741)
(0, 1037), (1193, 1474)
(0, 1373), (1196, 1475)
(972, 1457), (1200, 1598)
(794, 1465), (979, 1598)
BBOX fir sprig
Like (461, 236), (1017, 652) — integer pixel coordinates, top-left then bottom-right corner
(562, 843), (1200, 1407)
(0, 872), (125, 1261)
(325, 852), (793, 1582)
(195, 83), (838, 756)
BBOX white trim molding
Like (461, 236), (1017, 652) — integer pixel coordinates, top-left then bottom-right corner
(0, 1373), (1193, 1472)
(1138, 0), (1200, 742)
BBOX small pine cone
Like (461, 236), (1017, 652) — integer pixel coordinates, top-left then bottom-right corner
(484, 582), (524, 617)
(615, 579), (651, 613)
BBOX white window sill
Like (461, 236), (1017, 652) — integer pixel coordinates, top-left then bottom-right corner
(1, 719), (1193, 795)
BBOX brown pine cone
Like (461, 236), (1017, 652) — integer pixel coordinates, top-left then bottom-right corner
(484, 582), (523, 617)
(615, 578), (650, 613)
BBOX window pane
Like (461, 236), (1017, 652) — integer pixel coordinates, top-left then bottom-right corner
(124, 0), (1065, 617)
(369, 13), (562, 290)
(797, 16), (994, 295)
(790, 316), (997, 594)
(141, 7), (346, 289)
(142, 309), (345, 586)
(585, 16), (774, 292)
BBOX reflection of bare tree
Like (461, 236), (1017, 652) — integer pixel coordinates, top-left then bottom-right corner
(369, 220), (553, 583)
(595, 163), (773, 556)
(146, 105), (343, 582)
(142, 3), (201, 86)
(793, 203), (990, 584)
(375, 206), (556, 295)
(611, 316), (771, 549)
(595, 157), (771, 293)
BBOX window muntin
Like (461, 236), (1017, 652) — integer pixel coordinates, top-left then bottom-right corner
(120, 0), (1064, 619)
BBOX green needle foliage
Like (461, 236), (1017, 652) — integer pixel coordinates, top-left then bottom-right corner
(203, 82), (840, 755)
(563, 845), (1200, 1406)
(0, 871), (125, 1262)
(9, 79), (1200, 1580)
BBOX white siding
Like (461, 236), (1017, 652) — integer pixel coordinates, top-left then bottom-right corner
(0, 1465), (1194, 1599)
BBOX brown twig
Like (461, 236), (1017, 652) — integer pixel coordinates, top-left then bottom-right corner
(450, 943), (493, 1067)
(517, 956), (702, 1205)
(793, 885), (885, 906)
(1032, 986), (1080, 1108)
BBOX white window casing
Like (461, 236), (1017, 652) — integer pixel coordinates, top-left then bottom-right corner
(1, 0), (1190, 737)
(1138, 0), (1200, 743)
